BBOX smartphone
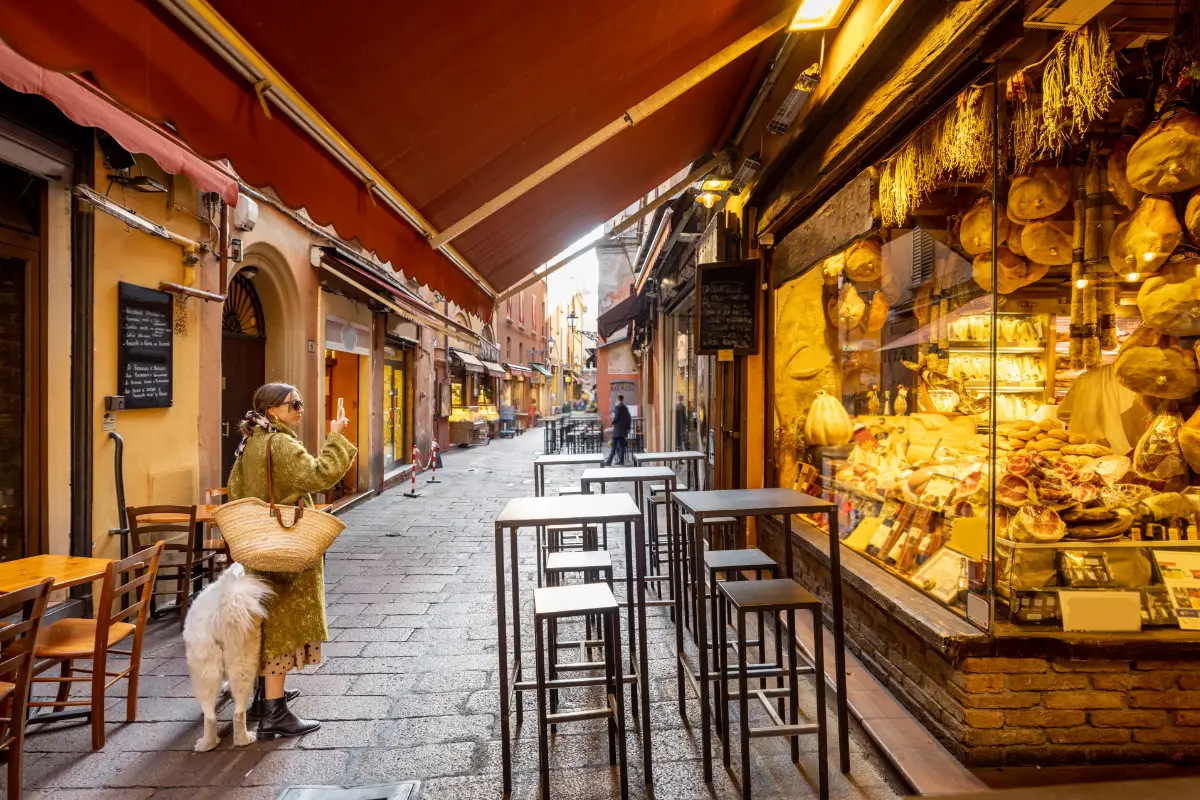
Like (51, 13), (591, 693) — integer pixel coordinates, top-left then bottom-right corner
(337, 397), (345, 418)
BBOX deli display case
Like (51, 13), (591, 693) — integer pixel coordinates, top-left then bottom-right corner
(764, 26), (1200, 766)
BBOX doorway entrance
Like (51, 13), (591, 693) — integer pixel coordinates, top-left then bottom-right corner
(383, 346), (411, 472)
(221, 273), (267, 481)
(0, 161), (45, 562)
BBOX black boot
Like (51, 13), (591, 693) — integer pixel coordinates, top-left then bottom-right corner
(257, 697), (320, 740)
(247, 677), (299, 718)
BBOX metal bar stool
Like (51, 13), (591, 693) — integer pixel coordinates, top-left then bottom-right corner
(679, 513), (738, 638)
(716, 579), (827, 800)
(534, 583), (628, 800)
(702, 548), (779, 736)
(545, 549), (614, 721)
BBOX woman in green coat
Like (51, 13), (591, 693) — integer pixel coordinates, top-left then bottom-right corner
(228, 382), (357, 739)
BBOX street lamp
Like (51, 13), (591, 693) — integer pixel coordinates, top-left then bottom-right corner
(567, 310), (578, 331)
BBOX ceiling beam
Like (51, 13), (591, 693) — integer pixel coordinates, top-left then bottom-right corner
(428, 8), (794, 250)
(156, 0), (495, 297)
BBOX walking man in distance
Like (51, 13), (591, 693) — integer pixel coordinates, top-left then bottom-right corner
(605, 394), (632, 467)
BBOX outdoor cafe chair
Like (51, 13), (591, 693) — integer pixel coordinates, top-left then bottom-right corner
(0, 578), (53, 799)
(24, 543), (164, 750)
(127, 505), (216, 628)
(201, 489), (232, 580)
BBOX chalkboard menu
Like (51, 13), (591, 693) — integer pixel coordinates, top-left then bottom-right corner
(118, 282), (173, 409)
(696, 259), (759, 355)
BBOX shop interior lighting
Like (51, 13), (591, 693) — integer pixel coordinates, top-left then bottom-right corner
(698, 192), (721, 209)
(788, 0), (853, 31)
(768, 64), (821, 134)
(1075, 278), (1089, 289)
(730, 153), (762, 194)
(1125, 272), (1140, 282)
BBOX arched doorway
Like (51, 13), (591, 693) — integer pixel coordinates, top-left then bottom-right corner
(221, 272), (267, 480)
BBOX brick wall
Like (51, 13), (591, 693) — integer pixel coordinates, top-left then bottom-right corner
(758, 517), (1200, 767)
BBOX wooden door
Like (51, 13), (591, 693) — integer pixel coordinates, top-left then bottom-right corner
(221, 336), (266, 480)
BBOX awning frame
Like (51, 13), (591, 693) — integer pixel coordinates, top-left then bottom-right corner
(156, 0), (492, 298)
(449, 349), (486, 373)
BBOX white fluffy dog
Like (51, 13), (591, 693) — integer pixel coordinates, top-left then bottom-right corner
(183, 563), (272, 752)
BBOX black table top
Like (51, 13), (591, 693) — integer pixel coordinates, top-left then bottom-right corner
(534, 453), (605, 466)
(496, 493), (641, 527)
(671, 487), (834, 517)
(580, 466), (677, 484)
(632, 450), (706, 463)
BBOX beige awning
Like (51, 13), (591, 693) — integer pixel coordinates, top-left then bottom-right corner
(450, 349), (485, 373)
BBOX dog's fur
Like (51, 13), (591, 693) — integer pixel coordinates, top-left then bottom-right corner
(183, 564), (272, 752)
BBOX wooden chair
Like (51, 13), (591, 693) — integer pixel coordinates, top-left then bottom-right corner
(202, 488), (231, 579)
(126, 506), (215, 628)
(26, 543), (164, 750)
(0, 578), (53, 799)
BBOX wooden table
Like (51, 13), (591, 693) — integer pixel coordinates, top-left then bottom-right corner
(669, 488), (846, 783)
(493, 493), (652, 794)
(0, 555), (113, 593)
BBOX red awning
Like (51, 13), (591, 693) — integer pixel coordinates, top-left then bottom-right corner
(0, 0), (792, 312)
(0, 39), (238, 205)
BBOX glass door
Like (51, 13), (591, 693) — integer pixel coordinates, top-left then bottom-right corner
(384, 354), (409, 468)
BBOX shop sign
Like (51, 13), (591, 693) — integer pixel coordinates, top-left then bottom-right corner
(117, 282), (173, 409)
(696, 259), (759, 356)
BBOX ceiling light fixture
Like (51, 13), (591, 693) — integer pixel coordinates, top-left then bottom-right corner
(730, 153), (762, 194)
(701, 177), (732, 192)
(698, 192), (721, 209)
(788, 0), (854, 31)
(768, 64), (821, 134)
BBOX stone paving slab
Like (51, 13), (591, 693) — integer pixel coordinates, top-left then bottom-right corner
(8, 432), (905, 799)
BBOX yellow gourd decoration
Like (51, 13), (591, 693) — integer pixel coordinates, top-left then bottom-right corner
(804, 390), (853, 446)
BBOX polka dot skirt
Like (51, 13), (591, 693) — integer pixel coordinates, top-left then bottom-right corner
(261, 641), (322, 676)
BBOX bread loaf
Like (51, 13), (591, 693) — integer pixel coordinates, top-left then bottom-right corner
(1107, 195), (1181, 276)
(1126, 109), (1200, 194)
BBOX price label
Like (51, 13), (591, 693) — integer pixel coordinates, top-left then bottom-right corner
(718, 349), (733, 362)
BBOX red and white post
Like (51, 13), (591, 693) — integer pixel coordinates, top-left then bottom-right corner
(404, 443), (421, 498)
(427, 438), (441, 483)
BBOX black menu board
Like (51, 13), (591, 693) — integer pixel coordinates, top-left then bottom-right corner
(118, 282), (173, 409)
(696, 259), (759, 355)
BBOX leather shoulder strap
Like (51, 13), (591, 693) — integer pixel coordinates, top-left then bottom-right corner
(264, 433), (277, 507)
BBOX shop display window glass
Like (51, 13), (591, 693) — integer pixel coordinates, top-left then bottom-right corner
(775, 38), (1200, 639)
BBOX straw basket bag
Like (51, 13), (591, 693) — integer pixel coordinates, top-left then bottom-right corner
(213, 434), (346, 572)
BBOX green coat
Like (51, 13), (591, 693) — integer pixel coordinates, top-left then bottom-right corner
(227, 422), (357, 665)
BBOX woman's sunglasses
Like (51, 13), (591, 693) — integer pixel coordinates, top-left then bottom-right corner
(290, 399), (304, 411)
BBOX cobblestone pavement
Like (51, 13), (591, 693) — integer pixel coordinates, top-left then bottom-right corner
(11, 432), (904, 800)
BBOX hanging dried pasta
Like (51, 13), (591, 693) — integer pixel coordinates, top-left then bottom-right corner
(1011, 99), (1040, 177)
(1068, 22), (1118, 135)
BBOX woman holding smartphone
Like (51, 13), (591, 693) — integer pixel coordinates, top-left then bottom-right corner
(227, 382), (357, 738)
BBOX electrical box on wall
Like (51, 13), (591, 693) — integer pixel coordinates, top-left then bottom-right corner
(233, 194), (258, 231)
(104, 395), (126, 411)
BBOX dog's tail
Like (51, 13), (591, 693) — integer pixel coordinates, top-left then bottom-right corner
(216, 564), (273, 635)
(183, 564), (273, 650)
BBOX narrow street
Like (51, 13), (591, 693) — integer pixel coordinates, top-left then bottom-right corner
(14, 432), (901, 800)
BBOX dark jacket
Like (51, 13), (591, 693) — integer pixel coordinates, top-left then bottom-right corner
(612, 401), (632, 438)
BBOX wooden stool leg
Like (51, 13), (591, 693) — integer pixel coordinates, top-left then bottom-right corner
(53, 659), (72, 712)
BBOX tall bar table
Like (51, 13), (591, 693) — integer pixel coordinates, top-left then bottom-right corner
(532, 453), (604, 497)
(581, 466), (679, 620)
(632, 450), (705, 492)
(493, 494), (653, 794)
(669, 488), (847, 782)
